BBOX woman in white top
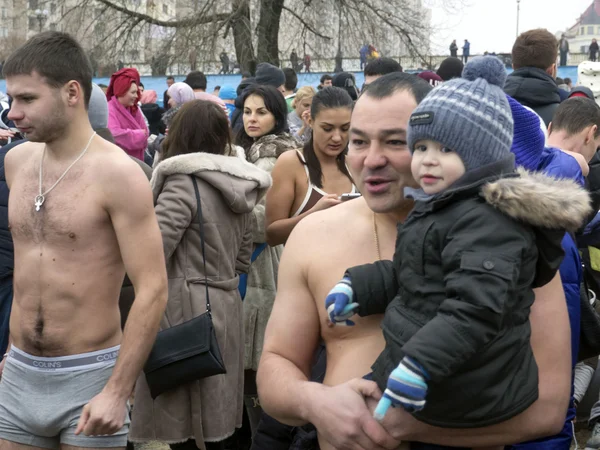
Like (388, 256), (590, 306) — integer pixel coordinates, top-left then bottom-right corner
(266, 87), (357, 246)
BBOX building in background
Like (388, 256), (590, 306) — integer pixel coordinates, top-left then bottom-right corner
(558, 0), (600, 58)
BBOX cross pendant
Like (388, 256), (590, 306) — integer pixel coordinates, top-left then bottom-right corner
(34, 195), (45, 212)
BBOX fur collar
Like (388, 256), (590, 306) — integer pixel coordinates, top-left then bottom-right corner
(482, 167), (592, 232)
(151, 152), (272, 207)
(246, 133), (301, 164)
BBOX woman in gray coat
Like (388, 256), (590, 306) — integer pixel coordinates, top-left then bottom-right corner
(129, 100), (271, 450)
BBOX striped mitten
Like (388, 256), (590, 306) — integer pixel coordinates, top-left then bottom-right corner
(374, 356), (429, 421)
(325, 277), (359, 326)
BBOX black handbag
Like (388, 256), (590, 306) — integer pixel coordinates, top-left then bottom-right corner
(144, 176), (226, 399)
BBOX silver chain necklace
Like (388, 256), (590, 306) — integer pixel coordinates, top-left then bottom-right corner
(34, 132), (96, 212)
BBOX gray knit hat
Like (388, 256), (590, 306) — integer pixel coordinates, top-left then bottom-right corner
(407, 56), (514, 172)
(88, 83), (108, 130)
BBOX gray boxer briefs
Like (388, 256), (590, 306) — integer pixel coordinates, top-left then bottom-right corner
(0, 345), (130, 449)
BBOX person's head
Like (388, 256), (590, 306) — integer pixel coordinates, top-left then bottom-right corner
(556, 77), (564, 85)
(301, 87), (354, 188)
(594, 39), (598, 44)
(213, 86), (221, 96)
(98, 83), (108, 94)
(283, 68), (298, 93)
(88, 83), (108, 132)
(3, 31), (93, 142)
(292, 86), (316, 117)
(167, 82), (195, 108)
(241, 71), (252, 81)
(363, 57), (403, 87)
(320, 74), (333, 87)
(347, 72), (432, 217)
(184, 71), (207, 91)
(332, 72), (359, 101)
(548, 97), (600, 162)
(106, 67), (141, 108)
(139, 82), (145, 93)
(161, 100), (233, 161)
(235, 85), (288, 150)
(140, 89), (158, 104)
(166, 76), (175, 87)
(512, 29), (558, 77)
(408, 57), (514, 195)
(436, 57), (464, 81)
(255, 63), (286, 93)
(416, 71), (443, 87)
(218, 84), (237, 105)
(565, 77), (573, 87)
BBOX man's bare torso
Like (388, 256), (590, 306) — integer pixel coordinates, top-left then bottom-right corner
(304, 198), (397, 386)
(7, 141), (127, 356)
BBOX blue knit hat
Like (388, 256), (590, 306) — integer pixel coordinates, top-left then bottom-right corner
(219, 84), (237, 100)
(506, 95), (545, 171)
(407, 56), (514, 172)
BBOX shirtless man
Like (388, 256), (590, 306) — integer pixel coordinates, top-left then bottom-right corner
(0, 32), (167, 449)
(257, 73), (572, 450)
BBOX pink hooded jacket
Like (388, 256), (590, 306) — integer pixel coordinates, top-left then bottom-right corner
(107, 96), (148, 161)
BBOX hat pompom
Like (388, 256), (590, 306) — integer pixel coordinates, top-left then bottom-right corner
(462, 56), (507, 88)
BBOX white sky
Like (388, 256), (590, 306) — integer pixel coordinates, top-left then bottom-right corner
(428, 0), (595, 54)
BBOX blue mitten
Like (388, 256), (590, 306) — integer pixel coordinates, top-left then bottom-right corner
(374, 356), (429, 421)
(325, 277), (359, 326)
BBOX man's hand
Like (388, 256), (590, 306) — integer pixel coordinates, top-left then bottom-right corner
(74, 390), (128, 436)
(366, 395), (424, 442)
(306, 378), (401, 450)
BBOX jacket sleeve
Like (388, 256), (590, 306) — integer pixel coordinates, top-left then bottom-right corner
(346, 260), (398, 316)
(108, 106), (148, 154)
(236, 215), (253, 275)
(154, 175), (194, 261)
(250, 157), (276, 243)
(401, 207), (528, 382)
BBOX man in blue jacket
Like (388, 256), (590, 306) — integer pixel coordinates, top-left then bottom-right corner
(507, 96), (600, 449)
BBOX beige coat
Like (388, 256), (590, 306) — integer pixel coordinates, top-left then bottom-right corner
(129, 152), (271, 448)
(243, 133), (300, 370)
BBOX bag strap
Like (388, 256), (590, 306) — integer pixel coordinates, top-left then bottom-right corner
(191, 176), (211, 315)
(251, 243), (268, 263)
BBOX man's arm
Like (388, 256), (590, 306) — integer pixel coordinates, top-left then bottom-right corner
(76, 157), (168, 436)
(373, 273), (571, 446)
(257, 218), (400, 450)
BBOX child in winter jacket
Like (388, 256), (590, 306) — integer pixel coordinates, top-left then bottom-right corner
(325, 57), (592, 428)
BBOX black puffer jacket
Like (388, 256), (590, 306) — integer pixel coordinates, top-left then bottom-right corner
(504, 67), (561, 126)
(347, 157), (591, 428)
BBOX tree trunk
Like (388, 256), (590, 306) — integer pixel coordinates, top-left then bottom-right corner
(256, 0), (284, 66)
(231, 0), (255, 73)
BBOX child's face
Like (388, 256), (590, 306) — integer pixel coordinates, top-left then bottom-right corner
(411, 139), (466, 195)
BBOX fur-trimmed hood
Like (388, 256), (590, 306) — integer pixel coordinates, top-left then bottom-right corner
(151, 152), (272, 214)
(246, 133), (301, 164)
(482, 167), (592, 232)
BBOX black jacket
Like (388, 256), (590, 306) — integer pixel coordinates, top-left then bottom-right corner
(140, 103), (166, 136)
(347, 158), (590, 428)
(504, 67), (562, 126)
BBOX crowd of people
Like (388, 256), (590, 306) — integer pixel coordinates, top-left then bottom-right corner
(1, 26), (600, 450)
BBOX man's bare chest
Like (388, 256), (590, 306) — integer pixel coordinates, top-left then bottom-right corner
(9, 165), (107, 245)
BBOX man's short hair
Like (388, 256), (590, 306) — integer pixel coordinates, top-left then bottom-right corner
(2, 31), (93, 107)
(362, 72), (432, 104)
(166, 76), (175, 81)
(184, 71), (207, 90)
(512, 29), (558, 70)
(565, 77), (572, 85)
(320, 74), (333, 84)
(364, 57), (403, 77)
(551, 97), (600, 137)
(283, 68), (298, 91)
(556, 77), (564, 84)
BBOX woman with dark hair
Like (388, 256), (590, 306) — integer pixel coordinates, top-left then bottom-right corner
(265, 87), (356, 246)
(234, 84), (300, 434)
(128, 100), (271, 450)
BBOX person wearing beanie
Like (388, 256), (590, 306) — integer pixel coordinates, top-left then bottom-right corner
(332, 72), (359, 101)
(416, 71), (442, 87)
(106, 67), (149, 160)
(436, 57), (464, 81)
(324, 56), (591, 429)
(218, 84), (237, 119)
(255, 62), (286, 92)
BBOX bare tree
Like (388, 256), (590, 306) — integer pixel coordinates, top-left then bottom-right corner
(50, 0), (461, 73)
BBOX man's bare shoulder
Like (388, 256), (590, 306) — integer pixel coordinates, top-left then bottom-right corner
(5, 140), (41, 165)
(289, 197), (370, 247)
(92, 139), (149, 186)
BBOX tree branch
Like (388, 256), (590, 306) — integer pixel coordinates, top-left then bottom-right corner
(95, 0), (230, 27)
(282, 5), (332, 40)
